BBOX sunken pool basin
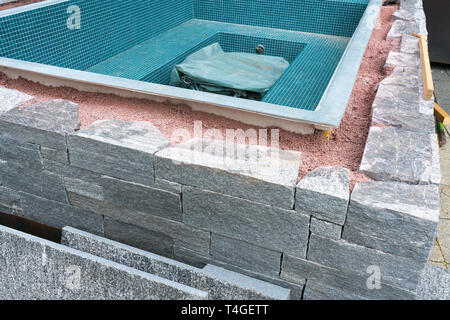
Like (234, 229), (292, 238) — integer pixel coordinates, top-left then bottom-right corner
(0, 0), (381, 134)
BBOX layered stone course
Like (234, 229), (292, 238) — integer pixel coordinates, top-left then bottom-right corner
(0, 0), (440, 300)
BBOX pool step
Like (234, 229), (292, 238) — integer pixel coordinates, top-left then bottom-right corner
(61, 226), (291, 300)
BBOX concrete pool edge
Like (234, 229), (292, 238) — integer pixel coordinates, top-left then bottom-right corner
(0, 0), (381, 134)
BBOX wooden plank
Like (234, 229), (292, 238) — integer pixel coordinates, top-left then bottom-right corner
(419, 35), (434, 100)
(435, 102), (450, 125)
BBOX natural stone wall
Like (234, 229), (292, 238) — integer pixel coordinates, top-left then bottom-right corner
(0, 0), (441, 300)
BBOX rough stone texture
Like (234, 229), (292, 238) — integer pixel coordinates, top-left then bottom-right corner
(310, 217), (342, 240)
(0, 137), (43, 170)
(154, 179), (182, 194)
(0, 186), (21, 215)
(429, 135), (442, 186)
(19, 192), (104, 235)
(392, 9), (415, 22)
(40, 146), (69, 164)
(155, 139), (301, 209)
(64, 177), (104, 201)
(67, 191), (210, 254)
(397, 0), (427, 35)
(380, 66), (419, 89)
(343, 181), (440, 262)
(172, 245), (304, 300)
(307, 234), (424, 293)
(303, 280), (365, 300)
(0, 160), (68, 203)
(295, 166), (350, 225)
(67, 120), (168, 186)
(386, 20), (419, 40)
(281, 255), (415, 300)
(371, 83), (435, 134)
(0, 86), (33, 113)
(0, 225), (206, 300)
(101, 176), (182, 222)
(200, 265), (290, 300)
(210, 233), (282, 277)
(400, 35), (419, 54)
(183, 186), (310, 257)
(360, 127), (437, 185)
(62, 227), (290, 300)
(104, 217), (174, 258)
(43, 159), (102, 185)
(385, 51), (420, 69)
(416, 265), (450, 300)
(0, 100), (80, 150)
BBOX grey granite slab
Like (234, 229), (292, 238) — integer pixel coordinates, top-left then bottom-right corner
(155, 138), (301, 209)
(0, 186), (21, 215)
(282, 254), (416, 300)
(172, 245), (304, 300)
(43, 158), (102, 185)
(307, 234), (424, 292)
(0, 100), (80, 150)
(19, 192), (104, 235)
(343, 181), (439, 262)
(0, 137), (43, 170)
(183, 186), (310, 257)
(387, 20), (419, 40)
(101, 176), (182, 221)
(380, 66), (420, 89)
(400, 35), (419, 54)
(0, 86), (33, 113)
(62, 227), (290, 300)
(416, 264), (450, 300)
(67, 120), (168, 186)
(210, 233), (282, 277)
(104, 217), (174, 258)
(385, 51), (420, 69)
(0, 160), (67, 203)
(295, 166), (350, 225)
(0, 225), (206, 300)
(360, 127), (437, 185)
(371, 83), (435, 134)
(40, 146), (69, 164)
(310, 217), (342, 240)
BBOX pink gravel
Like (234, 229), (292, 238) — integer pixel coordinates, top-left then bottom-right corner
(0, 4), (399, 188)
(0, 0), (44, 10)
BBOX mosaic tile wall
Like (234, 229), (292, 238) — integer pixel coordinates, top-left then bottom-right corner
(194, 0), (370, 37)
(0, 0), (194, 70)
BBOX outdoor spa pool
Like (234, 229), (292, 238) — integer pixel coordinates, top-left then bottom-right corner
(0, 0), (382, 133)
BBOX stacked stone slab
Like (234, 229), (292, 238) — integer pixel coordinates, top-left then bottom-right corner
(0, 0), (440, 300)
(61, 226), (291, 300)
(0, 224), (208, 300)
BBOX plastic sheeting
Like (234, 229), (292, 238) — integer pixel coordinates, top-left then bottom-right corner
(170, 43), (290, 99)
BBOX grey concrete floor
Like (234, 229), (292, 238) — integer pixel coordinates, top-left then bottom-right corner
(432, 63), (450, 114)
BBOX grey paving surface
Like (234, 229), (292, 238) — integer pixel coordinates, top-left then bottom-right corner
(417, 265), (450, 300)
(432, 63), (450, 114)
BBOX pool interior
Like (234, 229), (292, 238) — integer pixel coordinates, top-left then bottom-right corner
(0, 0), (370, 111)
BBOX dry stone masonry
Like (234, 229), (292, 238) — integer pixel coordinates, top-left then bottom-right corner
(0, 0), (441, 299)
